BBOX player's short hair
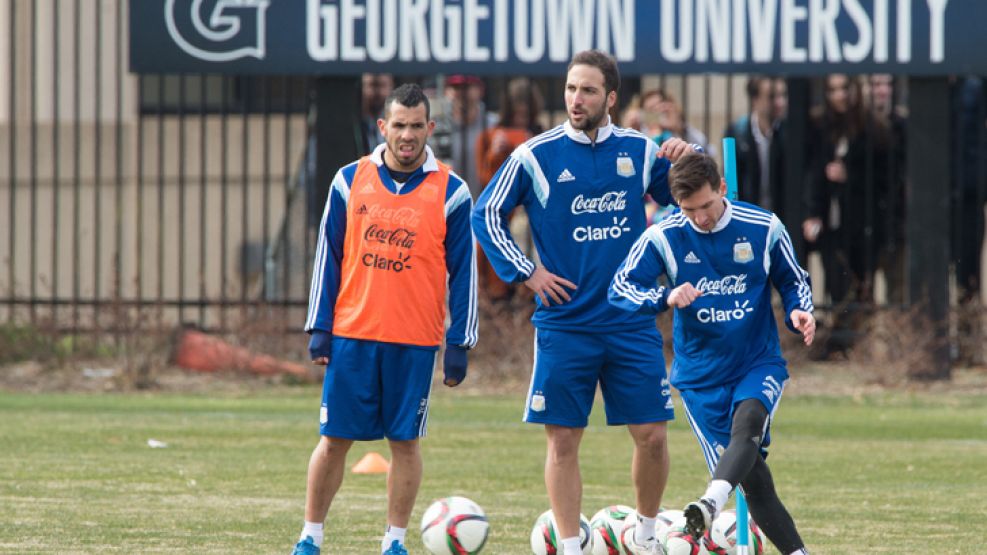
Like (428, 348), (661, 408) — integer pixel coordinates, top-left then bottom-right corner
(384, 83), (431, 120)
(568, 50), (620, 95)
(669, 153), (721, 202)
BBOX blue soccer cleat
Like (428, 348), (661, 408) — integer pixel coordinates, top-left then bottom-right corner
(382, 539), (408, 555)
(291, 535), (320, 555)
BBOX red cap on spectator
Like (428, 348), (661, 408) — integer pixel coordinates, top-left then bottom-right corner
(447, 74), (483, 86)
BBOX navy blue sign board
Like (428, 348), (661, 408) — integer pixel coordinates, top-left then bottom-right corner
(132, 0), (981, 75)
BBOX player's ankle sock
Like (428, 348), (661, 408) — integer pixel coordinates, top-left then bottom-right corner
(789, 550), (809, 555)
(560, 536), (582, 555)
(381, 525), (407, 552)
(702, 479), (732, 512)
(300, 521), (323, 547)
(634, 512), (657, 544)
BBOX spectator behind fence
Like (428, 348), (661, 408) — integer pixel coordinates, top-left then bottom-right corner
(648, 88), (715, 158)
(952, 76), (987, 303)
(767, 78), (792, 225)
(724, 76), (783, 212)
(360, 73), (394, 154)
(474, 78), (546, 301)
(433, 75), (494, 200)
(868, 74), (907, 306)
(803, 74), (891, 357)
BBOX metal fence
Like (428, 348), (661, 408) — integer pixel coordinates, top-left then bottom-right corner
(1, 0), (312, 334)
(1, 1), (983, 368)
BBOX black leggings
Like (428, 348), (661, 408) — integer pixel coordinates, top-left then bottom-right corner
(712, 399), (805, 554)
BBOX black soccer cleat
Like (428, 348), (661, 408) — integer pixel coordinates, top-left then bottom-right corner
(683, 498), (717, 539)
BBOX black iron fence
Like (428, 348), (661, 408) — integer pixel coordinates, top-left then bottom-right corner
(0, 1), (983, 369)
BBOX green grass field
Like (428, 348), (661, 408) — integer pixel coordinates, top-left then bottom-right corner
(1, 386), (986, 554)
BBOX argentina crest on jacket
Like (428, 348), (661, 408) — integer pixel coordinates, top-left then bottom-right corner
(733, 241), (754, 263)
(616, 155), (635, 178)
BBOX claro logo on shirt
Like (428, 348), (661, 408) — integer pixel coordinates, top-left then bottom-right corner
(572, 216), (631, 242)
(362, 252), (413, 272)
(697, 300), (754, 323)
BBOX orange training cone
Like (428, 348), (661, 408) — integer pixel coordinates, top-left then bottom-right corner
(351, 452), (390, 474)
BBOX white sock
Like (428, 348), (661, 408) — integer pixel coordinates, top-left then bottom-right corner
(381, 525), (407, 552)
(789, 550), (809, 555)
(300, 521), (323, 547)
(702, 479), (733, 513)
(560, 536), (582, 555)
(634, 512), (658, 544)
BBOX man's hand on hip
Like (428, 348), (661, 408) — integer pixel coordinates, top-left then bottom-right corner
(524, 267), (577, 307)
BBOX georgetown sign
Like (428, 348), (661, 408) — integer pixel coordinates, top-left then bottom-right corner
(131, 0), (983, 75)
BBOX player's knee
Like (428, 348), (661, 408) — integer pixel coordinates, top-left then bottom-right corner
(629, 423), (668, 454)
(545, 429), (582, 463)
(388, 438), (421, 459)
(731, 399), (768, 442)
(317, 435), (353, 459)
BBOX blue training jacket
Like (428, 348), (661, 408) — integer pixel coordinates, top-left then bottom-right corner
(304, 144), (478, 349)
(608, 199), (813, 390)
(472, 118), (676, 332)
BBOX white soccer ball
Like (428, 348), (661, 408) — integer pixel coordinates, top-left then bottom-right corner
(655, 509), (684, 545)
(590, 505), (633, 555)
(420, 496), (490, 555)
(530, 509), (594, 555)
(662, 516), (710, 555)
(702, 510), (767, 555)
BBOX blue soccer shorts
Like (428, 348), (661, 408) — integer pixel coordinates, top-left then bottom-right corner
(319, 337), (436, 441)
(678, 363), (789, 475)
(523, 327), (674, 428)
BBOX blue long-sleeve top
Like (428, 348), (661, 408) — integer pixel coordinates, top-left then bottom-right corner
(609, 199), (813, 390)
(472, 118), (676, 332)
(304, 144), (478, 349)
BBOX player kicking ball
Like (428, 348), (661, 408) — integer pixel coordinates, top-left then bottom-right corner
(608, 153), (814, 555)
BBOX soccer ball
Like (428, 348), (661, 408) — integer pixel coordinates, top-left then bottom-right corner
(420, 496), (489, 555)
(530, 509), (594, 555)
(655, 509), (684, 544)
(662, 517), (710, 555)
(590, 505), (633, 555)
(702, 510), (766, 555)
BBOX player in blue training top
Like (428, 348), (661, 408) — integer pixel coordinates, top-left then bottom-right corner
(473, 49), (695, 555)
(609, 153), (815, 555)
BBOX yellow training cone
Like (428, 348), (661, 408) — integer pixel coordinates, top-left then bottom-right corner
(351, 451), (390, 474)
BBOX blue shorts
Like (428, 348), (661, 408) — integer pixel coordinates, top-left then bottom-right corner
(678, 364), (789, 475)
(320, 337), (436, 441)
(524, 327), (674, 427)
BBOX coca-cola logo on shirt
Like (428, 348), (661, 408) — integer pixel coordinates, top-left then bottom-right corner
(570, 191), (627, 215)
(364, 204), (422, 227)
(695, 274), (748, 296)
(363, 224), (417, 249)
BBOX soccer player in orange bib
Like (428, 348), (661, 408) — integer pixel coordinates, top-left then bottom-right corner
(292, 84), (478, 555)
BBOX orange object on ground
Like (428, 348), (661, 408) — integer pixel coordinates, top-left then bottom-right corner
(172, 328), (316, 382)
(351, 451), (391, 474)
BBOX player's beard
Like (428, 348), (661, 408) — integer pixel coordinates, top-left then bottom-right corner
(387, 140), (425, 171)
(568, 105), (607, 133)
